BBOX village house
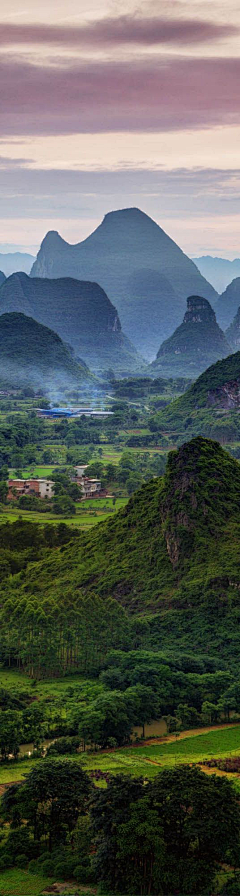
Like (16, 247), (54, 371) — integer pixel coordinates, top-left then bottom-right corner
(73, 466), (106, 500)
(80, 478), (102, 498)
(8, 479), (54, 500)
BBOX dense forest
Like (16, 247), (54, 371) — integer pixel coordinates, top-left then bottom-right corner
(1, 762), (239, 895)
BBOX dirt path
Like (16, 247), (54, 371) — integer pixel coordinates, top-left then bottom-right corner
(198, 764), (237, 778)
(0, 780), (22, 795)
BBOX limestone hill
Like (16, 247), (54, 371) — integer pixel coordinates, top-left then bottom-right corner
(152, 350), (240, 439)
(0, 272), (6, 288)
(150, 295), (230, 378)
(30, 208), (217, 359)
(0, 272), (143, 375)
(216, 278), (240, 329)
(226, 307), (240, 351)
(2, 438), (240, 666)
(0, 312), (91, 393)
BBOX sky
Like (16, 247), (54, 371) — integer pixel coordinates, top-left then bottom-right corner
(0, 0), (240, 257)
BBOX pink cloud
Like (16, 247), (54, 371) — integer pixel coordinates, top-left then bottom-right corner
(0, 16), (237, 48)
(0, 55), (239, 135)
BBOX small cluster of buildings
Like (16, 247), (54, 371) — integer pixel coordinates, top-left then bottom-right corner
(36, 407), (113, 418)
(7, 466), (105, 502)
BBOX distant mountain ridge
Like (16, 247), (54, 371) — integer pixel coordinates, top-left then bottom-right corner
(193, 256), (240, 294)
(31, 208), (217, 359)
(0, 312), (91, 393)
(0, 272), (6, 288)
(216, 278), (240, 329)
(0, 272), (143, 375)
(150, 295), (230, 378)
(226, 306), (240, 351)
(0, 252), (35, 277)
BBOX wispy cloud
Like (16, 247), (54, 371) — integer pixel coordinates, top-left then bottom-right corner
(0, 16), (237, 48)
(0, 155), (32, 167)
(0, 164), (239, 218)
(0, 55), (239, 136)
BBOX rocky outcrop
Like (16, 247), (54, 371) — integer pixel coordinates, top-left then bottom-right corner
(150, 295), (231, 378)
(161, 437), (237, 569)
(207, 379), (240, 408)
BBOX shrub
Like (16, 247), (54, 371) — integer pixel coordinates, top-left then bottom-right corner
(28, 859), (39, 873)
(46, 735), (80, 756)
(15, 853), (28, 868)
(41, 858), (55, 876)
(0, 852), (13, 869)
(54, 862), (68, 879)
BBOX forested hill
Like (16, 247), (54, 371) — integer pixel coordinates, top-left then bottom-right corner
(0, 311), (91, 391)
(1, 438), (240, 674)
(0, 272), (143, 374)
(152, 350), (240, 437)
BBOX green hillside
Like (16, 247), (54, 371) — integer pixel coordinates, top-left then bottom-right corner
(0, 311), (91, 393)
(1, 437), (240, 674)
(152, 350), (240, 440)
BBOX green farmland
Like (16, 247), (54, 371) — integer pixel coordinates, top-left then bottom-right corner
(1, 724), (240, 787)
(0, 496), (127, 529)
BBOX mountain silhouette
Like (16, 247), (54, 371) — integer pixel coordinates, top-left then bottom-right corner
(31, 208), (217, 359)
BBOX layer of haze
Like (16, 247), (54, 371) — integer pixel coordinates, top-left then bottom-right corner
(0, 0), (239, 256)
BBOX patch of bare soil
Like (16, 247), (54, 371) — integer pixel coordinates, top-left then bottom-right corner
(42, 884), (97, 896)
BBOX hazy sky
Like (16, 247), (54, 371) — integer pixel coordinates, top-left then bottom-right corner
(0, 0), (240, 256)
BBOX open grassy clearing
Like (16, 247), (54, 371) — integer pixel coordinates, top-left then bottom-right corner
(0, 668), (103, 699)
(21, 465), (56, 478)
(0, 868), (91, 895)
(0, 868), (54, 895)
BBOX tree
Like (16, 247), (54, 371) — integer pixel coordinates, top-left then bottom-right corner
(53, 495), (76, 516)
(0, 709), (23, 759)
(126, 473), (142, 496)
(117, 797), (165, 895)
(77, 692), (132, 748)
(91, 767), (240, 895)
(0, 480), (8, 504)
(2, 760), (91, 851)
(149, 766), (240, 894)
(201, 700), (219, 724)
(125, 685), (159, 737)
(91, 774), (144, 891)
